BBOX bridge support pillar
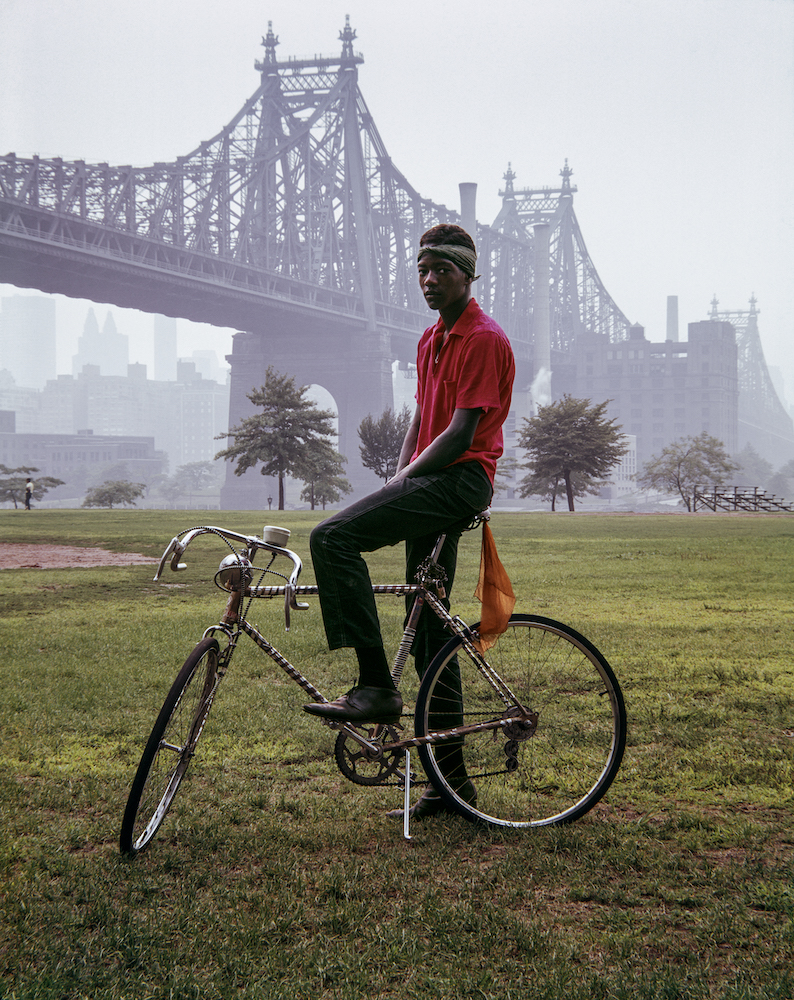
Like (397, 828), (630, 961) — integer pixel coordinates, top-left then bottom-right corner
(219, 322), (395, 511)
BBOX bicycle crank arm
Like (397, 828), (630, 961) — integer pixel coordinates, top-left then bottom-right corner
(325, 720), (402, 758)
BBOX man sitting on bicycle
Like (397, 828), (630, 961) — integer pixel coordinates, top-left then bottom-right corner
(306, 223), (515, 818)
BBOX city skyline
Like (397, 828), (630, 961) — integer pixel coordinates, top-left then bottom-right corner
(0, 292), (230, 385)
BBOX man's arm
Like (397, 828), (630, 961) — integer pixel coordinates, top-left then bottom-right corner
(388, 407), (482, 484)
(394, 406), (421, 475)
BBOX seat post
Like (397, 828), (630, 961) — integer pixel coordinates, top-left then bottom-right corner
(390, 532), (446, 687)
(429, 532), (447, 563)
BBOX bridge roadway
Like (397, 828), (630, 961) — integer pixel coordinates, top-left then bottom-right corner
(0, 200), (433, 347)
(0, 198), (533, 504)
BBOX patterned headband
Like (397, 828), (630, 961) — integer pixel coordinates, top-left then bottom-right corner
(417, 244), (479, 281)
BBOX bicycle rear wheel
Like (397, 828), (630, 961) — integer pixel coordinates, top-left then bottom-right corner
(120, 636), (221, 854)
(415, 614), (626, 828)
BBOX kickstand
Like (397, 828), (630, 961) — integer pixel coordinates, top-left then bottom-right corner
(403, 750), (412, 841)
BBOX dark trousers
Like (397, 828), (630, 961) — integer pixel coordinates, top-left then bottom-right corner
(310, 461), (492, 681)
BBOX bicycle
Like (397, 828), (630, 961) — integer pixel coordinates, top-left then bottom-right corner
(120, 515), (626, 855)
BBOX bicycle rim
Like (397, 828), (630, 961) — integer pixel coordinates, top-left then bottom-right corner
(120, 637), (220, 854)
(415, 614), (626, 828)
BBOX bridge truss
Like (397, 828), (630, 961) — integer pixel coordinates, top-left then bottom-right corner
(491, 162), (631, 357)
(709, 295), (793, 450)
(0, 18), (631, 366)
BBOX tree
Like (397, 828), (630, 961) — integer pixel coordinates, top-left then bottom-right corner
(158, 461), (223, 505)
(358, 405), (412, 482)
(215, 367), (337, 510)
(0, 465), (64, 508)
(87, 462), (131, 488)
(732, 443), (772, 488)
(767, 458), (794, 502)
(518, 466), (592, 512)
(155, 475), (183, 505)
(517, 396), (628, 511)
(767, 470), (794, 502)
(299, 441), (352, 510)
(637, 433), (738, 511)
(82, 480), (146, 509)
(492, 456), (518, 499)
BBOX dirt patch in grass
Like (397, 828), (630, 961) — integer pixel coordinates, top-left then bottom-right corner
(0, 543), (157, 569)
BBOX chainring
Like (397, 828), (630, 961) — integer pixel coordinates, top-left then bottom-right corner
(334, 724), (404, 786)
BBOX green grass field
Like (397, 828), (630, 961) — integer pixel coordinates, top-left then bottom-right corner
(1, 509), (792, 999)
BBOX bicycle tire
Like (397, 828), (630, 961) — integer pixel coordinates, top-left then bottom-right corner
(120, 636), (221, 854)
(415, 614), (626, 828)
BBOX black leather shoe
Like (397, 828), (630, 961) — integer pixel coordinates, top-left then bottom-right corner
(386, 778), (477, 820)
(304, 685), (403, 724)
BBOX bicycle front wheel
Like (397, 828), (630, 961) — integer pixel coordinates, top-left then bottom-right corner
(415, 614), (626, 828)
(120, 636), (221, 854)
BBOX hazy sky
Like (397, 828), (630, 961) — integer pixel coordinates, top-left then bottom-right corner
(2, 0), (793, 396)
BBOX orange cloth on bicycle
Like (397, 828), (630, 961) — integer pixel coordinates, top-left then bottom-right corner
(473, 521), (515, 653)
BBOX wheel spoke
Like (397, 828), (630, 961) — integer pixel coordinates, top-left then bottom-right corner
(415, 615), (626, 828)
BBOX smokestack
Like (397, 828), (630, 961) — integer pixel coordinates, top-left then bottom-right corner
(459, 182), (477, 242)
(666, 296), (679, 342)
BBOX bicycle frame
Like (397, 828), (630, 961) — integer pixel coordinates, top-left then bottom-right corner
(153, 521), (527, 760)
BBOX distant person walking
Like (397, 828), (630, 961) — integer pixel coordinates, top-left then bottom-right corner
(24, 478), (33, 510)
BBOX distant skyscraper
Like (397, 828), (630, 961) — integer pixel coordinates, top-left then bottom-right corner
(0, 295), (56, 388)
(666, 296), (679, 342)
(154, 314), (177, 381)
(185, 349), (228, 384)
(72, 308), (129, 376)
(72, 308), (100, 375)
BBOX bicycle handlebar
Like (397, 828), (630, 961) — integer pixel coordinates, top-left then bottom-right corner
(153, 525), (307, 613)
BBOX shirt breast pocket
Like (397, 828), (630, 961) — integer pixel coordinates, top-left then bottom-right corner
(441, 379), (458, 410)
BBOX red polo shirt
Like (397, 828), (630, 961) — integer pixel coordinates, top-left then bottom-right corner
(412, 298), (515, 485)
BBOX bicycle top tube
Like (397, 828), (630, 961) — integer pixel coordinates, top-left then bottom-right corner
(244, 582), (420, 599)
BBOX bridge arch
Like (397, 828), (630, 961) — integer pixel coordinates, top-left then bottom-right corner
(219, 324), (394, 508)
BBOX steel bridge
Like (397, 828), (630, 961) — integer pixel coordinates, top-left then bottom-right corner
(708, 295), (792, 458)
(0, 19), (788, 498)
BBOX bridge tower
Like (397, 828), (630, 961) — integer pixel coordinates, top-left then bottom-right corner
(492, 161), (632, 366)
(219, 18), (397, 506)
(709, 295), (794, 463)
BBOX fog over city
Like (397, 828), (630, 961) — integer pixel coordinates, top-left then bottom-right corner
(1, 0), (792, 398)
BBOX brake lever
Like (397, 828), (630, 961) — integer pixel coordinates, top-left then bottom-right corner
(169, 541), (187, 573)
(153, 537), (189, 581)
(154, 538), (177, 581)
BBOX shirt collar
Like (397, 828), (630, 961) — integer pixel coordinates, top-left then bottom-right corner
(432, 298), (482, 340)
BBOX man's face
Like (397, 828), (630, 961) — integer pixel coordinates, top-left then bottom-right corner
(417, 252), (471, 313)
